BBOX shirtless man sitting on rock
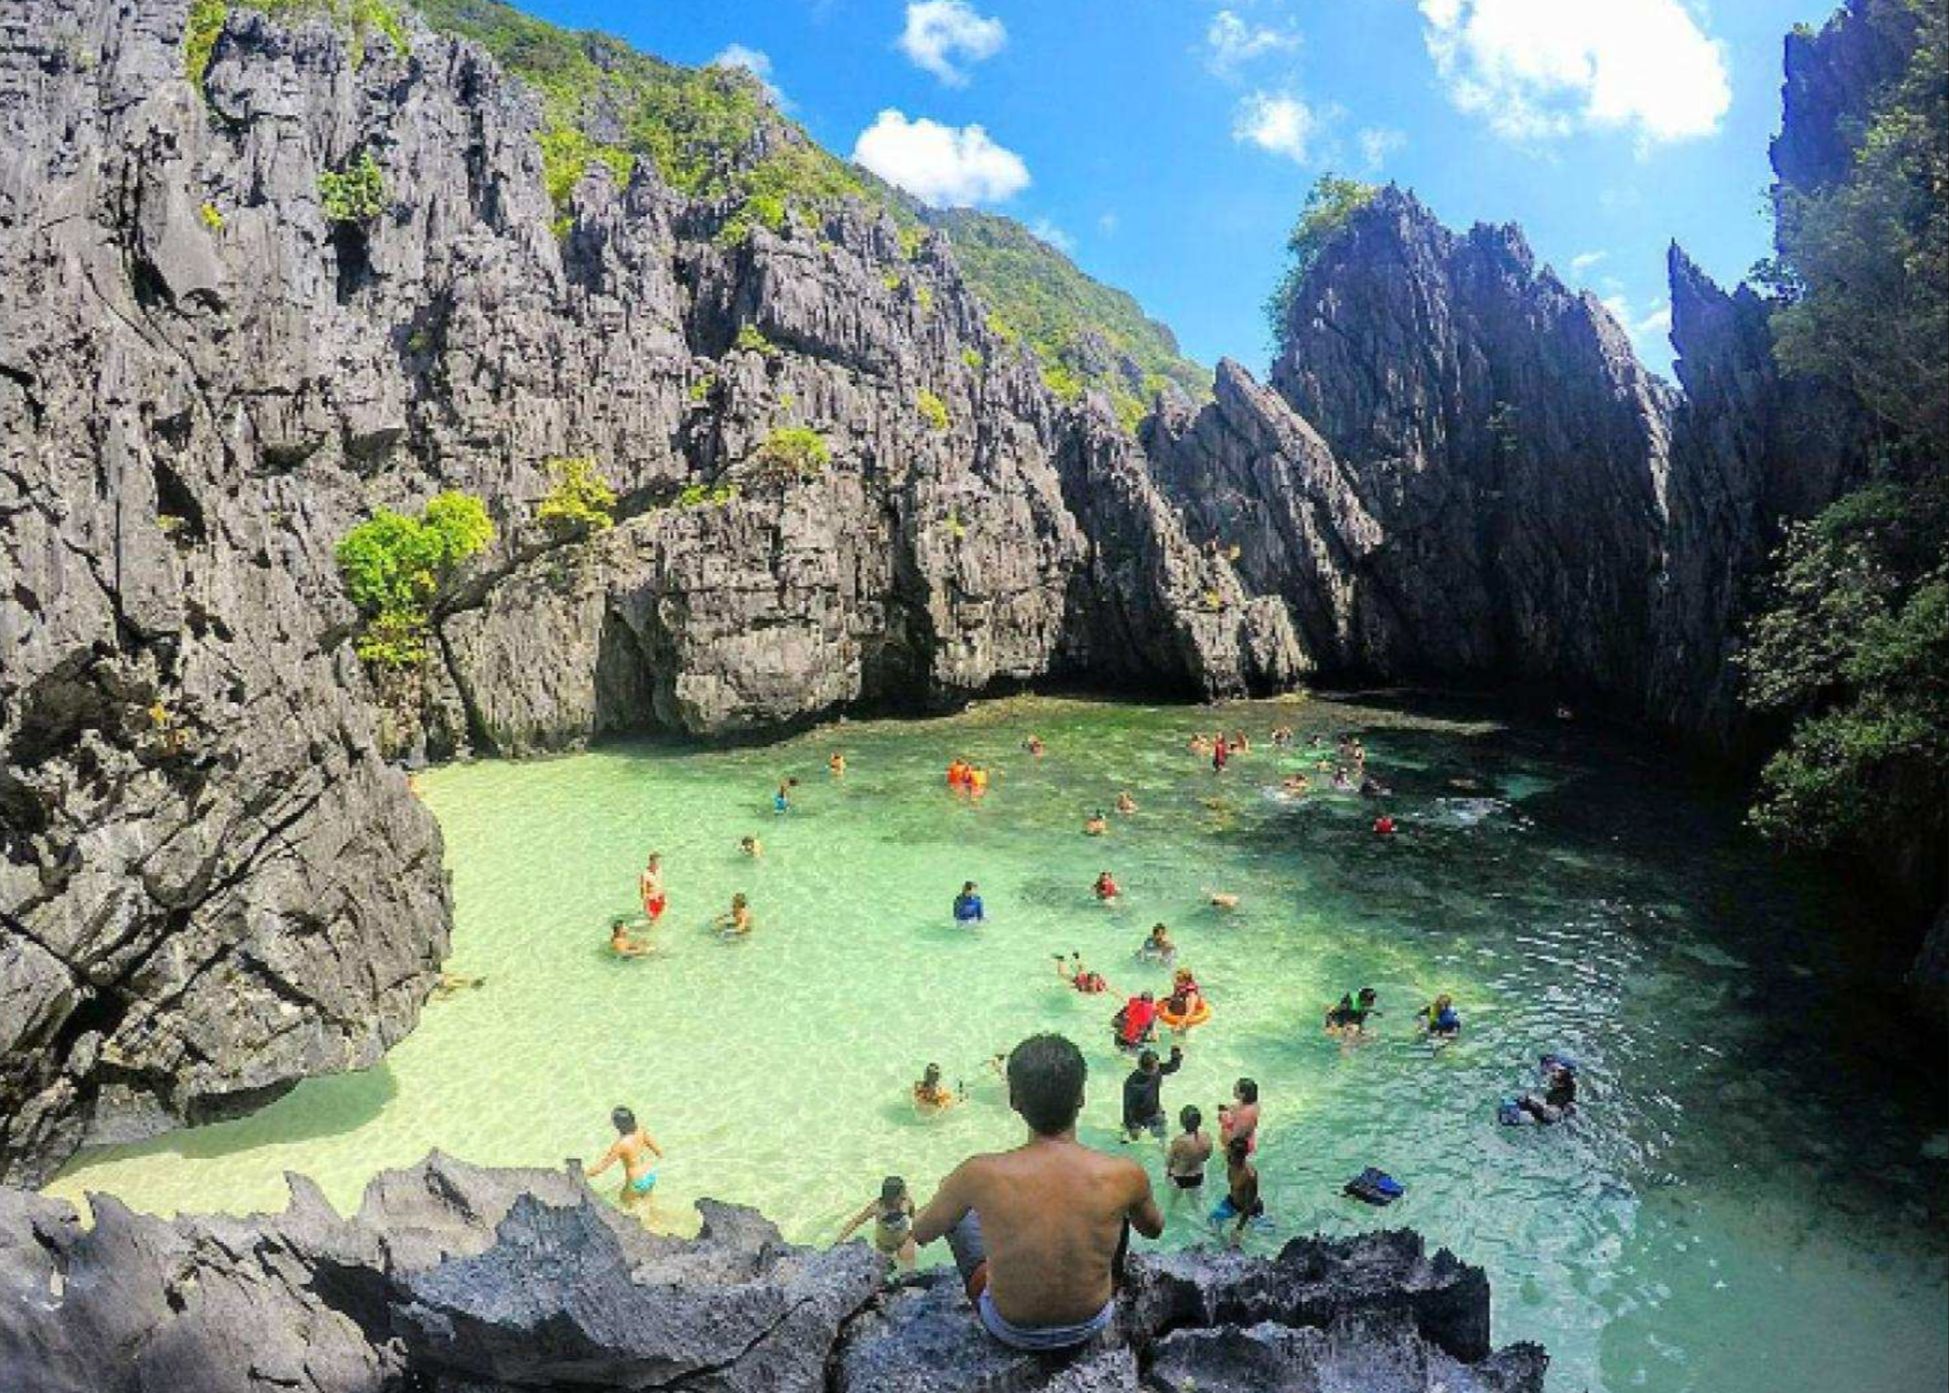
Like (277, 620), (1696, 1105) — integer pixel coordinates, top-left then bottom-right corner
(912, 1033), (1164, 1351)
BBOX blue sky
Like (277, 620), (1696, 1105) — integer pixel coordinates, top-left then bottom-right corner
(507, 1), (1837, 379)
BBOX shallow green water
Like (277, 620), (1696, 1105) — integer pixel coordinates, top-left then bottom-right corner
(50, 695), (1947, 1392)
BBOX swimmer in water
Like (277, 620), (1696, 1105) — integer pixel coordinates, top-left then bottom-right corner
(1084, 810), (1109, 836)
(1209, 1135), (1263, 1247)
(1421, 993), (1461, 1040)
(1165, 1105), (1213, 1209)
(838, 1175), (918, 1273)
(1115, 790), (1138, 814)
(913, 1062), (962, 1114)
(1094, 870), (1121, 902)
(1057, 952), (1110, 994)
(1281, 773), (1310, 794)
(1372, 814), (1397, 836)
(1138, 923), (1177, 965)
(829, 750), (847, 777)
(433, 971), (487, 998)
(1189, 734), (1213, 756)
(952, 880), (985, 925)
(1324, 987), (1380, 1036)
(1217, 1078), (1260, 1154)
(774, 778), (799, 814)
(639, 851), (666, 924)
(1025, 734), (1046, 757)
(715, 893), (753, 938)
(585, 1105), (664, 1213)
(1206, 890), (1240, 910)
(740, 835), (763, 858)
(609, 915), (654, 958)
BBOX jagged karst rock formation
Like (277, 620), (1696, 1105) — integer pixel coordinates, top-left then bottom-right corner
(0, 1153), (1547, 1392)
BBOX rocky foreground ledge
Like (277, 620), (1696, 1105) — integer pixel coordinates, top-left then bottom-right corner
(0, 1153), (1544, 1392)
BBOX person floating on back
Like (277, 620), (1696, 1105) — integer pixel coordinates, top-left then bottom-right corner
(1057, 952), (1110, 994)
(1120, 1046), (1184, 1143)
(911, 1034), (1164, 1351)
(953, 880), (985, 925)
(838, 1175), (917, 1273)
(585, 1105), (663, 1213)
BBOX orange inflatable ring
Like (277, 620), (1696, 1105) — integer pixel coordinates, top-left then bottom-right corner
(1158, 998), (1212, 1030)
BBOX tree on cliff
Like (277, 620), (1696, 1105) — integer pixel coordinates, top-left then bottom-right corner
(1742, 0), (1948, 863)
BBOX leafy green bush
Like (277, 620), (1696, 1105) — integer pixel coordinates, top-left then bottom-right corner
(535, 456), (617, 534)
(1039, 361), (1084, 402)
(686, 373), (717, 402)
(1264, 175), (1379, 350)
(199, 201), (225, 232)
(754, 426), (830, 479)
(961, 347), (984, 372)
(1739, 480), (1949, 851)
(539, 119), (634, 209)
(336, 491), (493, 667)
(185, 0), (227, 83)
(318, 151), (387, 223)
(676, 480), (740, 508)
(916, 389), (950, 432)
(734, 324), (777, 356)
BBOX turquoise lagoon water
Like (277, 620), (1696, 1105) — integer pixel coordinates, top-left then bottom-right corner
(48, 695), (1947, 1392)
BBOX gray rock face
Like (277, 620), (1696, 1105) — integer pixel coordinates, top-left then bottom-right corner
(0, 0), (1271, 1184)
(0, 1155), (1542, 1393)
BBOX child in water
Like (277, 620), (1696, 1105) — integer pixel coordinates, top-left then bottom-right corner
(952, 880), (985, 925)
(740, 835), (763, 858)
(828, 751), (846, 777)
(1116, 790), (1138, 814)
(774, 778), (799, 813)
(715, 893), (753, 938)
(1084, 810), (1109, 836)
(913, 1062), (961, 1114)
(1325, 987), (1380, 1036)
(1422, 994), (1461, 1039)
(1218, 1077), (1259, 1153)
(1209, 1135), (1264, 1245)
(837, 1175), (917, 1272)
(1094, 870), (1121, 901)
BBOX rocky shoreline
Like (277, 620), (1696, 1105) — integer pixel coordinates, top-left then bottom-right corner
(0, 1152), (1546, 1392)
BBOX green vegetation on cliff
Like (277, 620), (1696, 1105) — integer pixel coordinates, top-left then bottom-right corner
(1264, 175), (1380, 350)
(336, 492), (494, 667)
(186, 0), (407, 81)
(536, 457), (617, 535)
(400, 0), (1202, 424)
(1742, 0), (1948, 859)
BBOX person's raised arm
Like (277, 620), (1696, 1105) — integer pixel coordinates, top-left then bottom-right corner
(836, 1198), (879, 1242)
(911, 1162), (974, 1247)
(1126, 1165), (1164, 1240)
(1160, 1047), (1184, 1077)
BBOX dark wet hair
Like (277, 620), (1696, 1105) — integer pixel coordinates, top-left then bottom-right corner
(963, 881), (976, 892)
(611, 1106), (636, 1134)
(1226, 1135), (1251, 1164)
(610, 915), (629, 930)
(1234, 1077), (1258, 1103)
(1138, 1049), (1159, 1070)
(1139, 991), (1154, 1003)
(922, 1063), (942, 1085)
(880, 1175), (907, 1204)
(1007, 1034), (1087, 1136)
(1180, 1105), (1203, 1132)
(1357, 987), (1377, 1005)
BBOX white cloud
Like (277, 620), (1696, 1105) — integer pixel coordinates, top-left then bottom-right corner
(1206, 10), (1300, 77)
(1097, 211), (1120, 235)
(1418, 0), (1731, 145)
(710, 44), (785, 104)
(898, 1), (1006, 86)
(1031, 218), (1075, 253)
(1233, 91), (1324, 165)
(1356, 126), (1406, 171)
(851, 110), (1030, 207)
(1569, 249), (1608, 273)
(1598, 291), (1673, 354)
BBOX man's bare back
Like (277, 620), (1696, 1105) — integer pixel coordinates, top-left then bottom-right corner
(917, 1136), (1161, 1326)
